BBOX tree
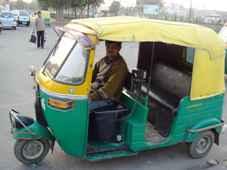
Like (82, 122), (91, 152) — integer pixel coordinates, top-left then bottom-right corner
(38, 0), (103, 23)
(70, 0), (103, 18)
(15, 0), (26, 9)
(109, 1), (121, 16)
(70, 0), (86, 18)
(87, 0), (104, 17)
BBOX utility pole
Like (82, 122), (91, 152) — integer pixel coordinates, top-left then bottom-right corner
(189, 0), (193, 22)
(5, 0), (10, 11)
(87, 0), (90, 17)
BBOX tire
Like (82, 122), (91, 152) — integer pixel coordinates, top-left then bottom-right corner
(13, 26), (16, 30)
(14, 139), (50, 165)
(188, 131), (214, 159)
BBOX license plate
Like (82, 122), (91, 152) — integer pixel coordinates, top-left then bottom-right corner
(22, 21), (27, 25)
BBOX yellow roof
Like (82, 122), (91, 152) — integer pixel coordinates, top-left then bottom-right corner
(66, 16), (224, 59)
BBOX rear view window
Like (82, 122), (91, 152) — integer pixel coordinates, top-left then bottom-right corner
(19, 11), (28, 16)
(186, 48), (195, 64)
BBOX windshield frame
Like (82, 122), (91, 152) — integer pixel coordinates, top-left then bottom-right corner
(42, 33), (90, 86)
(42, 33), (64, 66)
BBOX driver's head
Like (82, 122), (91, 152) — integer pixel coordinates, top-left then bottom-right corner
(37, 11), (41, 17)
(105, 40), (121, 58)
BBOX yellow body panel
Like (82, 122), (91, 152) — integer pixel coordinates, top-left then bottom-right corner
(36, 49), (95, 96)
(191, 49), (225, 99)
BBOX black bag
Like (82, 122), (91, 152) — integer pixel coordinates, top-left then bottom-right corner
(30, 34), (36, 43)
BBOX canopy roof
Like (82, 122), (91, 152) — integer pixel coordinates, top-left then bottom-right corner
(65, 16), (224, 59)
(63, 16), (225, 100)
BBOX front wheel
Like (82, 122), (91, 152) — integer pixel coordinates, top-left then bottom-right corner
(14, 139), (50, 165)
(188, 131), (214, 159)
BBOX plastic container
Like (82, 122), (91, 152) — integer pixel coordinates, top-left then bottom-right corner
(89, 103), (129, 142)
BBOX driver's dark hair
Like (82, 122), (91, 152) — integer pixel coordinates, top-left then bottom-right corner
(105, 40), (121, 48)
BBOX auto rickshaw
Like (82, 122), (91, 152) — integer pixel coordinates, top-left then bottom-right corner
(41, 10), (51, 26)
(9, 16), (225, 165)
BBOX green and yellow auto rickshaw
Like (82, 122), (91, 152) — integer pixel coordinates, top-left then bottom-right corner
(41, 10), (51, 26)
(9, 16), (225, 165)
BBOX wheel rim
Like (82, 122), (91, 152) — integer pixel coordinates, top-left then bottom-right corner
(22, 140), (44, 160)
(195, 136), (212, 154)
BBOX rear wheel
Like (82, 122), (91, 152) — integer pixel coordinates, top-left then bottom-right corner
(188, 131), (214, 159)
(14, 139), (50, 165)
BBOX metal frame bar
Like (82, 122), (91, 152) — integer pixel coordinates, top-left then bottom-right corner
(9, 109), (35, 136)
(188, 122), (224, 133)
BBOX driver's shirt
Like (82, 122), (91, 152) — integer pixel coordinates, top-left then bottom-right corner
(89, 55), (128, 101)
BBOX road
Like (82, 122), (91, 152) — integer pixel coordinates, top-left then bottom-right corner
(0, 26), (227, 170)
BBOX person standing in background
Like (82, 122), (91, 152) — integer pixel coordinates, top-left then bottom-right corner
(35, 11), (45, 48)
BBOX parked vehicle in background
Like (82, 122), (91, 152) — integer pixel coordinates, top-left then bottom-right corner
(0, 12), (17, 30)
(41, 10), (51, 26)
(218, 23), (227, 74)
(18, 10), (30, 26)
(11, 10), (30, 26)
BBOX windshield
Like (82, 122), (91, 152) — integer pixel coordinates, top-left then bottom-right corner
(44, 33), (89, 84)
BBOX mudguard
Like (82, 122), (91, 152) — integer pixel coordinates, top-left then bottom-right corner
(12, 121), (54, 140)
(9, 110), (54, 140)
(185, 118), (224, 143)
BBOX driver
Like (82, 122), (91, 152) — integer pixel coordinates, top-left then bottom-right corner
(89, 40), (128, 110)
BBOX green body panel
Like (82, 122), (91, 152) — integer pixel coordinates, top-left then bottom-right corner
(120, 92), (224, 152)
(170, 94), (224, 144)
(121, 92), (149, 151)
(44, 18), (50, 25)
(87, 150), (137, 161)
(40, 90), (89, 157)
(85, 142), (137, 161)
(13, 121), (54, 140)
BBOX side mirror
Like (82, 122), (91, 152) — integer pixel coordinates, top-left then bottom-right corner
(29, 65), (36, 77)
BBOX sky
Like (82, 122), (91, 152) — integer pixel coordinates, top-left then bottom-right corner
(103, 0), (227, 11)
